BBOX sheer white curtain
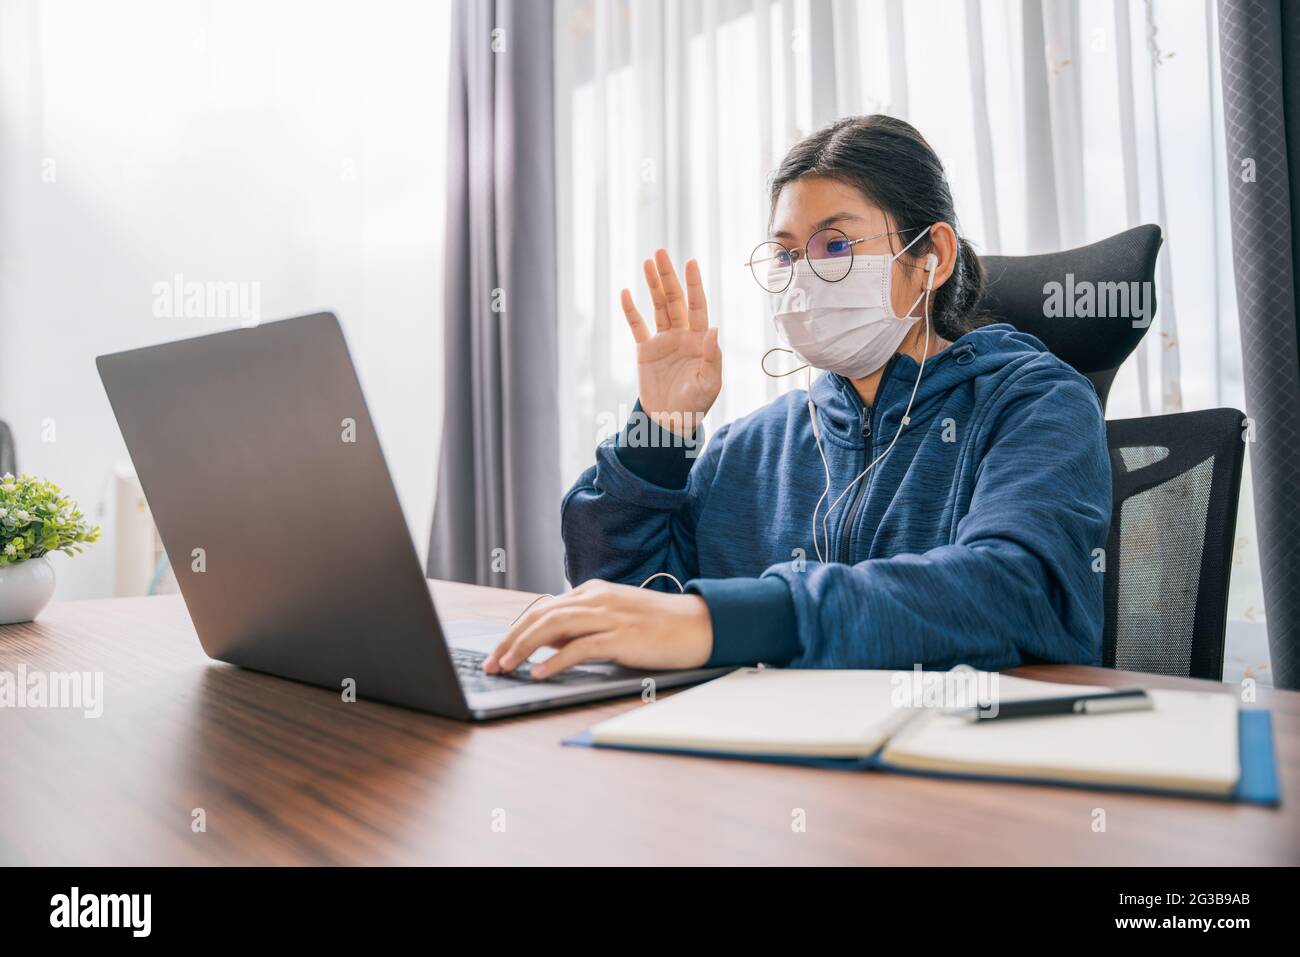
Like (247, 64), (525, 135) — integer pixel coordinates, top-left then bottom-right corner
(0, 0), (452, 600)
(554, 0), (1261, 624)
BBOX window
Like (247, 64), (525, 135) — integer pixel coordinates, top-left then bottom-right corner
(0, 0), (453, 597)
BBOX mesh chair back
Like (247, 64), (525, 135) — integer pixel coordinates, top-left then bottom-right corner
(1104, 409), (1246, 679)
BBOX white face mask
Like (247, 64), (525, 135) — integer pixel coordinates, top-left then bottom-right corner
(768, 227), (931, 379)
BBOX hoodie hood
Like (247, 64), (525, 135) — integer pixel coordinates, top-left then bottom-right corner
(807, 322), (1060, 447)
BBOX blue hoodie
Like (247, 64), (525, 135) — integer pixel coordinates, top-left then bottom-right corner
(561, 323), (1111, 671)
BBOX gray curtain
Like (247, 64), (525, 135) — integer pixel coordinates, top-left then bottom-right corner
(0, 421), (14, 476)
(1219, 0), (1300, 690)
(427, 0), (564, 595)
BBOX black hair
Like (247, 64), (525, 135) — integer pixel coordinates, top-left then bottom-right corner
(769, 114), (989, 341)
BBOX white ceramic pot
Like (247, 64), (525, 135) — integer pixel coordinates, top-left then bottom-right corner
(0, 556), (56, 625)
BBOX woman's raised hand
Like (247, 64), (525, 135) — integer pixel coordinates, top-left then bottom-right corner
(620, 250), (722, 435)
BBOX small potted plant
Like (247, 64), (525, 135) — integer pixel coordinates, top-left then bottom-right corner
(0, 473), (100, 624)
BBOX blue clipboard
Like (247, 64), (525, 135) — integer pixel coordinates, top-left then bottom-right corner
(564, 709), (1280, 806)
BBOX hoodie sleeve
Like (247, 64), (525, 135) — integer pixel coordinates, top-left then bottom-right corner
(561, 401), (726, 590)
(691, 367), (1110, 670)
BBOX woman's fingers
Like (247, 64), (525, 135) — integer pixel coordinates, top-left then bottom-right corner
(654, 249), (689, 329)
(685, 259), (709, 331)
(643, 259), (670, 332)
(620, 288), (651, 344)
(485, 595), (561, 670)
(485, 580), (602, 672)
(494, 604), (607, 673)
(636, 251), (703, 337)
(530, 635), (611, 680)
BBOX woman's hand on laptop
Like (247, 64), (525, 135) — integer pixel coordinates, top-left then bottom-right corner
(621, 250), (721, 437)
(483, 579), (713, 679)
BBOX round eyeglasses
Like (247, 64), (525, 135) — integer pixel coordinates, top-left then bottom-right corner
(745, 227), (918, 294)
(747, 227), (854, 294)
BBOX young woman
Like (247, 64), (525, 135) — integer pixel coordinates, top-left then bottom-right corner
(486, 114), (1111, 680)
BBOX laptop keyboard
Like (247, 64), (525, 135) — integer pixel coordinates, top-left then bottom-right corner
(450, 647), (605, 694)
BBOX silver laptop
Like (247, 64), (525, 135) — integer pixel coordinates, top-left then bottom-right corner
(96, 312), (729, 719)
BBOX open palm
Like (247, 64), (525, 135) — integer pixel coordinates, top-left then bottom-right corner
(620, 250), (722, 435)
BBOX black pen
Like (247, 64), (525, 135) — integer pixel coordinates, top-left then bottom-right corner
(959, 687), (1153, 723)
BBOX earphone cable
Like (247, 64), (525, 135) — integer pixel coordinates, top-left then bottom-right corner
(817, 268), (935, 561)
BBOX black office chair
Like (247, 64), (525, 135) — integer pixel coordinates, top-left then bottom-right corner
(977, 226), (1246, 680)
(0, 420), (15, 476)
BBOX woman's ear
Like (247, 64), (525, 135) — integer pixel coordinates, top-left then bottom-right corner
(928, 221), (959, 290)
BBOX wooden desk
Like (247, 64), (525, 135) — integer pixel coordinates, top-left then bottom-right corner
(0, 581), (1295, 865)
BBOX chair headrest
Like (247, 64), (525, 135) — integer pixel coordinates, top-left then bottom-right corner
(976, 224), (1162, 377)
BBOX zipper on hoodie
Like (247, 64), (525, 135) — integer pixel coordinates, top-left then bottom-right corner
(836, 355), (895, 564)
(832, 342), (977, 563)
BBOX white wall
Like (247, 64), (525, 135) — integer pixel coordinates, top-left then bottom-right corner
(0, 0), (452, 599)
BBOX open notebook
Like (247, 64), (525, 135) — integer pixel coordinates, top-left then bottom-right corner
(567, 668), (1280, 804)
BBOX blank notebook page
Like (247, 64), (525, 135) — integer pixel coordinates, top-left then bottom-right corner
(590, 668), (914, 758)
(883, 687), (1240, 794)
